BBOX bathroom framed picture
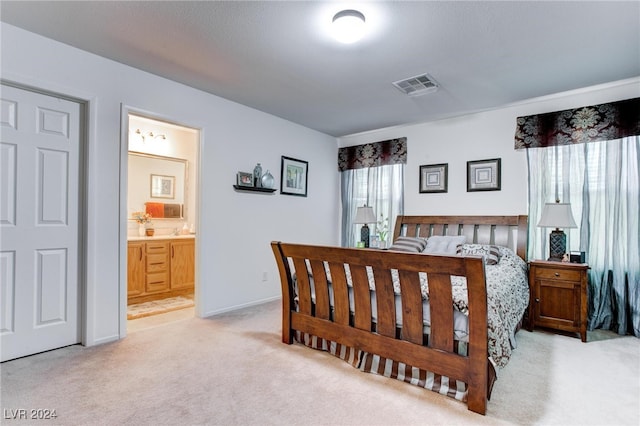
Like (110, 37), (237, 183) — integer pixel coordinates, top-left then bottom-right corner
(150, 174), (175, 199)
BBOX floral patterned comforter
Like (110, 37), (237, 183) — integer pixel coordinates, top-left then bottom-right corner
(455, 246), (529, 367)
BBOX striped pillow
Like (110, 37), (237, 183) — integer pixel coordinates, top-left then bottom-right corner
(457, 244), (501, 265)
(388, 236), (427, 253)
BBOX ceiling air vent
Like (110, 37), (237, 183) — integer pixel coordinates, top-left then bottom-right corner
(392, 73), (439, 96)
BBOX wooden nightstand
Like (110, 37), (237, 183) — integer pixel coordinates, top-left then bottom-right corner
(528, 260), (589, 342)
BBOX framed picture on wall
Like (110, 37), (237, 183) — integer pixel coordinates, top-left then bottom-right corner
(280, 156), (308, 197)
(150, 174), (175, 198)
(467, 158), (501, 192)
(236, 171), (254, 187)
(419, 163), (448, 193)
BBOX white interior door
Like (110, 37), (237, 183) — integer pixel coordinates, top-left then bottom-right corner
(1, 84), (82, 361)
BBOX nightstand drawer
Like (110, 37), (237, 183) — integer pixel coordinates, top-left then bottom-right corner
(534, 267), (581, 282)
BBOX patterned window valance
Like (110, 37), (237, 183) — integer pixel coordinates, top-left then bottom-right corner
(514, 97), (640, 149)
(338, 137), (407, 171)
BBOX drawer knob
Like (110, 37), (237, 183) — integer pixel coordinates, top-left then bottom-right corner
(554, 272), (560, 277)
(535, 298), (540, 303)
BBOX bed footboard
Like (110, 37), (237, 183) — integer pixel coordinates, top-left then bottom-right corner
(271, 242), (490, 415)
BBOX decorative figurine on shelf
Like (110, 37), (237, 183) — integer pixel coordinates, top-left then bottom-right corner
(261, 170), (274, 189)
(253, 163), (263, 187)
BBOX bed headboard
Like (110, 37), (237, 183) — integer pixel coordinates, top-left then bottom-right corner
(392, 215), (528, 261)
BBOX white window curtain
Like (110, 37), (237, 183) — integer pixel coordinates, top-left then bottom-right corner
(341, 164), (404, 247)
(527, 136), (640, 336)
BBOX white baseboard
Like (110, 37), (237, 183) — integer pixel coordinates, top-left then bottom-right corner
(200, 296), (280, 318)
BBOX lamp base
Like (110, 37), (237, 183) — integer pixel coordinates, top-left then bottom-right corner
(360, 224), (370, 248)
(548, 229), (566, 262)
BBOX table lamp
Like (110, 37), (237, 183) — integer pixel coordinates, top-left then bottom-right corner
(537, 201), (577, 261)
(354, 205), (376, 248)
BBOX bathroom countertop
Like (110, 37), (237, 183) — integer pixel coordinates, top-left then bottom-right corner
(128, 234), (196, 241)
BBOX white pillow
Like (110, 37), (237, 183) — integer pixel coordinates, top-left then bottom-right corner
(423, 235), (466, 254)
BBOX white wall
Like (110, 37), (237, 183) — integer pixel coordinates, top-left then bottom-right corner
(338, 78), (640, 217)
(1, 23), (339, 346)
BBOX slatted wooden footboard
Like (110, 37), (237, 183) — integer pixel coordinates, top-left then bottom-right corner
(271, 215), (528, 415)
(271, 243), (490, 414)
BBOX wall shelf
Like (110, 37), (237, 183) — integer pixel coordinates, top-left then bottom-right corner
(233, 185), (276, 194)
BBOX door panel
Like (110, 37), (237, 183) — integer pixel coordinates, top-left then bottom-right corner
(0, 84), (81, 361)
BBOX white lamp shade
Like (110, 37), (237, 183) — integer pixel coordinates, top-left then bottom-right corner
(354, 206), (376, 224)
(537, 203), (577, 228)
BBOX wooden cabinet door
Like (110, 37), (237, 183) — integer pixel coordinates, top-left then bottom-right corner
(534, 279), (580, 330)
(170, 240), (195, 290)
(127, 242), (145, 297)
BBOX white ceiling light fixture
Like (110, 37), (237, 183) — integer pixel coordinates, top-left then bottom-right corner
(332, 9), (366, 44)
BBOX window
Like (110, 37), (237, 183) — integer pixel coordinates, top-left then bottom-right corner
(338, 138), (407, 247)
(528, 136), (639, 336)
(341, 164), (404, 247)
(518, 98), (639, 336)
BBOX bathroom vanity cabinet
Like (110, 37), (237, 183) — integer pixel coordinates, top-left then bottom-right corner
(127, 236), (195, 304)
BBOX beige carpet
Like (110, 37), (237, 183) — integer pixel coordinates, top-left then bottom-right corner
(127, 295), (194, 320)
(2, 300), (638, 425)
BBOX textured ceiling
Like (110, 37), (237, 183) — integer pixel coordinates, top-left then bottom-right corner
(1, 1), (639, 137)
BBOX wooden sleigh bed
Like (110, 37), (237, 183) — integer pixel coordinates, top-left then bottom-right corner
(271, 215), (528, 415)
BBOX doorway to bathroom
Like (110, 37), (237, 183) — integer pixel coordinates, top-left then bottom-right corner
(125, 113), (200, 331)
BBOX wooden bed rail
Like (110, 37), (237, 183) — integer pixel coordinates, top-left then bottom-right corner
(271, 241), (490, 414)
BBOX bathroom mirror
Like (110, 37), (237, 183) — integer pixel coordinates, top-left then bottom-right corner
(128, 151), (188, 220)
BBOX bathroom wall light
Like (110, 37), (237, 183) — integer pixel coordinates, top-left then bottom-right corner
(135, 129), (167, 143)
(332, 9), (366, 44)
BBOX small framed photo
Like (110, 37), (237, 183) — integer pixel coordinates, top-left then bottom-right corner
(150, 174), (175, 199)
(280, 156), (308, 197)
(467, 158), (501, 192)
(237, 171), (254, 187)
(419, 163), (448, 193)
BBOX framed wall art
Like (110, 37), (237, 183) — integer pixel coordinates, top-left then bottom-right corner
(467, 158), (501, 192)
(419, 163), (448, 193)
(236, 171), (254, 187)
(150, 174), (175, 199)
(280, 156), (308, 197)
